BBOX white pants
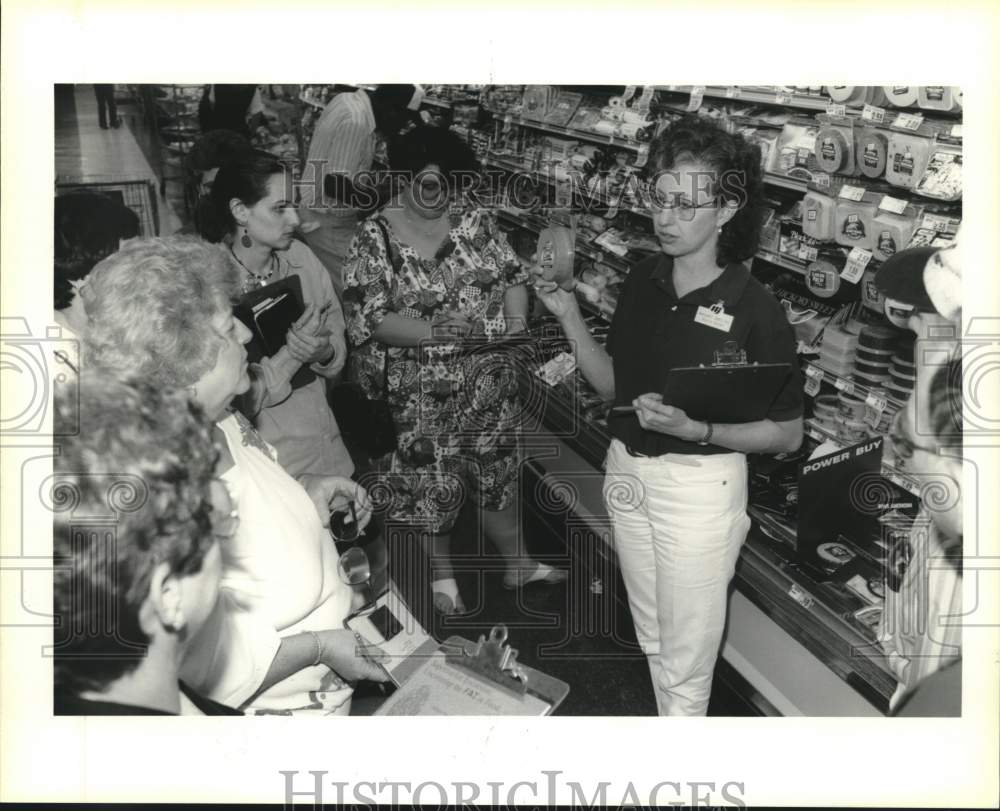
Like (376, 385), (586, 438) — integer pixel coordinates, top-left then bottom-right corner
(604, 439), (751, 716)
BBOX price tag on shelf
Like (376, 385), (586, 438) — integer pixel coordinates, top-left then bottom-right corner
(834, 377), (855, 395)
(865, 400), (886, 429)
(812, 172), (832, 189)
(878, 195), (909, 215)
(841, 247), (873, 284)
(775, 91), (793, 105)
(892, 112), (925, 131)
(788, 584), (815, 610)
(798, 245), (819, 262)
(838, 184), (867, 202)
(804, 364), (824, 381)
(725, 86), (741, 99)
(950, 124), (963, 138)
(796, 340), (819, 356)
(687, 86), (705, 112)
(633, 143), (650, 169)
(804, 374), (822, 397)
(621, 85), (637, 103)
(826, 103), (847, 117)
(922, 213), (952, 232)
(861, 104), (887, 124)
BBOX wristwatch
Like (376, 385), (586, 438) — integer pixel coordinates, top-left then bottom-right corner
(697, 421), (714, 446)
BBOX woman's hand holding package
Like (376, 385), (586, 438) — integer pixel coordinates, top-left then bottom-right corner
(316, 629), (391, 683)
(298, 474), (372, 531)
(634, 393), (702, 441)
(531, 270), (579, 320)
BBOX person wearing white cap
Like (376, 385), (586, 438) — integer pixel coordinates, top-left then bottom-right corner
(298, 84), (425, 300)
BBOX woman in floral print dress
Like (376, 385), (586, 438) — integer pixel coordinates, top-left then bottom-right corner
(342, 126), (566, 615)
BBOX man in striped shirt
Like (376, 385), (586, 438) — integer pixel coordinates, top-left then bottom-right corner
(299, 84), (423, 299)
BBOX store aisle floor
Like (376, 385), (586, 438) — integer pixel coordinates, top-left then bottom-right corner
(54, 85), (181, 235)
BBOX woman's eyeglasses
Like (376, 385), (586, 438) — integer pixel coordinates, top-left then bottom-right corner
(647, 192), (718, 221)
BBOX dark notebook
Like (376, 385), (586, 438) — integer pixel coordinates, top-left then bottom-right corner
(234, 275), (316, 390)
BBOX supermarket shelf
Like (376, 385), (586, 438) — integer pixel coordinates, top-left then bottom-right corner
(755, 248), (808, 276)
(764, 171), (809, 193)
(502, 116), (646, 152)
(804, 361), (907, 411)
(658, 85), (835, 112)
(804, 420), (920, 497)
(422, 96), (452, 109)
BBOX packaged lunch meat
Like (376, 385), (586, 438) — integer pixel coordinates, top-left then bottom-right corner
(917, 86), (957, 112)
(885, 132), (932, 190)
(825, 86), (868, 106)
(814, 119), (856, 175)
(802, 191), (838, 242)
(835, 198), (878, 252)
(884, 86), (919, 107)
(915, 147), (962, 201)
(872, 208), (918, 262)
(856, 127), (889, 179)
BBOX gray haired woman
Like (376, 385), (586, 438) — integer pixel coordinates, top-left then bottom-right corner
(84, 236), (387, 715)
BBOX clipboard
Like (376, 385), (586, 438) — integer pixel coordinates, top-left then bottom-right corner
(661, 362), (791, 423)
(373, 625), (569, 716)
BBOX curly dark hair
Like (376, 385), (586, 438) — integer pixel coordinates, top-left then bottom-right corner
(52, 373), (220, 698)
(200, 152), (288, 243)
(54, 192), (140, 310)
(388, 125), (479, 187)
(647, 115), (765, 267)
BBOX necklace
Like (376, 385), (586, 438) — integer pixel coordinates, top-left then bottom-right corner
(230, 245), (277, 292)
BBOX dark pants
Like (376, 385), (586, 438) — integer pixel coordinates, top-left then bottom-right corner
(94, 84), (118, 128)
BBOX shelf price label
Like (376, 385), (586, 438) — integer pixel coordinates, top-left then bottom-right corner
(864, 393), (888, 429)
(826, 103), (847, 117)
(838, 184), (867, 202)
(834, 377), (855, 395)
(788, 584), (815, 610)
(950, 124), (963, 138)
(878, 195), (909, 215)
(811, 172), (832, 189)
(804, 374), (822, 397)
(921, 212), (952, 232)
(841, 247), (873, 284)
(861, 104), (887, 123)
(798, 245), (819, 262)
(775, 91), (793, 105)
(892, 112), (925, 131)
(687, 86), (705, 112)
(725, 86), (741, 99)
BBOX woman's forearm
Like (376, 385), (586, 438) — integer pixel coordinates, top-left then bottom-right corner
(674, 416), (804, 455)
(503, 284), (529, 333)
(240, 632), (319, 707)
(560, 309), (615, 400)
(372, 312), (434, 347)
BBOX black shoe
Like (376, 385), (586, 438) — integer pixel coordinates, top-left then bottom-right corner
(99, 123), (109, 130)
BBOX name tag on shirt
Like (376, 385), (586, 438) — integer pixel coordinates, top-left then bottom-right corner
(694, 302), (733, 332)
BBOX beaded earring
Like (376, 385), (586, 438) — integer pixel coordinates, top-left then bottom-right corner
(241, 228), (253, 248)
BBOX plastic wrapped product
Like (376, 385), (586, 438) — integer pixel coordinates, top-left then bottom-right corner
(856, 127), (889, 179)
(884, 86), (919, 107)
(834, 198), (879, 252)
(802, 191), (838, 242)
(814, 121), (856, 174)
(872, 207), (919, 262)
(915, 148), (962, 201)
(917, 86), (957, 112)
(885, 133), (933, 190)
(825, 86), (868, 106)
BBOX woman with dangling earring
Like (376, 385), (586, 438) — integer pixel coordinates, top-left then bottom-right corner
(201, 154), (354, 482)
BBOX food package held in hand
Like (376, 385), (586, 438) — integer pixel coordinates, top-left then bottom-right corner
(536, 225), (577, 290)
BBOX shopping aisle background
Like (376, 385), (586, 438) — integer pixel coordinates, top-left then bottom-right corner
(54, 84), (183, 235)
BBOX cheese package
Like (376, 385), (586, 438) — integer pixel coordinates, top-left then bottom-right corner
(885, 132), (932, 190)
(814, 117), (856, 175)
(884, 86), (919, 107)
(917, 86), (957, 112)
(774, 121), (821, 180)
(825, 86), (869, 106)
(861, 268), (885, 313)
(856, 127), (889, 179)
(915, 147), (962, 201)
(834, 198), (878, 252)
(801, 191), (838, 242)
(872, 207), (918, 262)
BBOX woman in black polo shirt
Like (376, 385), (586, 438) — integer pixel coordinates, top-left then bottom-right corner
(534, 117), (803, 716)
